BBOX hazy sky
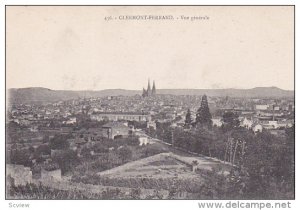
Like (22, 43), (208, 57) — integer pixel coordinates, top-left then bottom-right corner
(6, 6), (294, 90)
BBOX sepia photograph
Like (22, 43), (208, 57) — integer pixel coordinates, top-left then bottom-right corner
(5, 5), (295, 200)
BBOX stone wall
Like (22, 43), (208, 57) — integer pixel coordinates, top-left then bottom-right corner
(41, 169), (62, 181)
(6, 164), (33, 185)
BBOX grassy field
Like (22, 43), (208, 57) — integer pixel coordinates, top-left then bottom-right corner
(70, 151), (231, 197)
(98, 153), (200, 179)
(69, 139), (233, 199)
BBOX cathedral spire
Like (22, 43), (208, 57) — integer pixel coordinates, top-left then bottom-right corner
(142, 79), (156, 97)
(152, 80), (156, 95)
(147, 78), (151, 95)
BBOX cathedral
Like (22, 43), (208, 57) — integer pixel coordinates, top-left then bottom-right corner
(142, 79), (156, 97)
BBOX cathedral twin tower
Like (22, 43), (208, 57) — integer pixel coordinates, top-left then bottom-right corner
(142, 79), (156, 97)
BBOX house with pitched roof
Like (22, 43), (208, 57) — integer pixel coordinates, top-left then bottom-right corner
(102, 121), (130, 139)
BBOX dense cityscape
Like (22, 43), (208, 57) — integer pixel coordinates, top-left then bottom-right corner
(6, 80), (295, 199)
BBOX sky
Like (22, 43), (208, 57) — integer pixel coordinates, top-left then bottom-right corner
(6, 6), (294, 90)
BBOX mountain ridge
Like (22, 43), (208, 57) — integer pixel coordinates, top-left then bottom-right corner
(7, 86), (294, 104)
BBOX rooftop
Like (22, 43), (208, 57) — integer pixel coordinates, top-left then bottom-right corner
(93, 111), (149, 115)
(102, 121), (129, 128)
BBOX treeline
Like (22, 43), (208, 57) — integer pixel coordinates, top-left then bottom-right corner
(146, 94), (294, 199)
(148, 123), (294, 199)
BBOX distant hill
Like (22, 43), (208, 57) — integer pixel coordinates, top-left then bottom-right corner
(7, 87), (294, 104)
(157, 87), (294, 98)
(7, 88), (140, 104)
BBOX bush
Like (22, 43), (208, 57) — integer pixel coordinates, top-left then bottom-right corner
(140, 146), (166, 158)
(118, 146), (133, 163)
(124, 135), (140, 146)
(7, 183), (109, 199)
(53, 149), (79, 175)
(8, 148), (32, 167)
(49, 135), (70, 150)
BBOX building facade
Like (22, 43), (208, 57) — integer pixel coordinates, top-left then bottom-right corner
(91, 112), (151, 122)
(102, 121), (130, 139)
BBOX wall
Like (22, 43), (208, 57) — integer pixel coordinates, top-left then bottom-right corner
(41, 169), (62, 181)
(6, 164), (33, 185)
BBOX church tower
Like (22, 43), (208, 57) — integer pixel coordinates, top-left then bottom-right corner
(147, 79), (151, 96)
(152, 80), (156, 95)
(142, 88), (147, 97)
(142, 79), (156, 97)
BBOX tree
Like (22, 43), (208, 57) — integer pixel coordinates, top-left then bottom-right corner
(173, 129), (191, 151)
(118, 146), (133, 163)
(33, 144), (51, 160)
(184, 109), (192, 128)
(274, 124), (295, 196)
(49, 135), (70, 150)
(155, 122), (172, 143)
(9, 148), (32, 166)
(53, 149), (79, 175)
(125, 135), (140, 146)
(222, 111), (240, 130)
(128, 121), (147, 129)
(240, 130), (294, 199)
(49, 120), (56, 128)
(195, 94), (212, 127)
(43, 135), (50, 143)
(28, 146), (35, 154)
(92, 142), (109, 153)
